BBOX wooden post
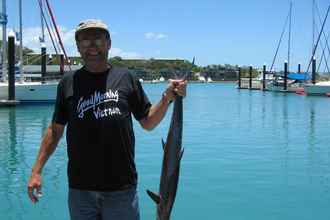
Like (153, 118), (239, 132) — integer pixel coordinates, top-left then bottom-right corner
(249, 66), (252, 89)
(284, 61), (288, 91)
(8, 36), (15, 100)
(312, 57), (316, 84)
(60, 54), (64, 75)
(262, 64), (266, 90)
(41, 44), (46, 82)
(238, 67), (241, 89)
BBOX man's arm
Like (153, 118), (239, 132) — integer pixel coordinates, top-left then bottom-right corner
(27, 122), (65, 203)
(139, 79), (187, 130)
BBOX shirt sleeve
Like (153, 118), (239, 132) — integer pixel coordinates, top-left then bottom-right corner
(129, 74), (151, 121)
(52, 79), (68, 125)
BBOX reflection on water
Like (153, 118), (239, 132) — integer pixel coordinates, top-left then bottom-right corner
(0, 85), (330, 220)
(0, 105), (68, 220)
(309, 99), (316, 149)
(0, 109), (25, 220)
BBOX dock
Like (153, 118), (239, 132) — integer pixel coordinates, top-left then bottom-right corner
(238, 78), (267, 90)
(0, 100), (20, 106)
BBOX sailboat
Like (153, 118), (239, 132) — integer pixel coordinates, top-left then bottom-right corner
(303, 81), (330, 95)
(0, 0), (69, 102)
(302, 2), (330, 95)
(266, 1), (309, 92)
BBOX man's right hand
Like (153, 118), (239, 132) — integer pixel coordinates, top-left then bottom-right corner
(27, 123), (64, 204)
(28, 172), (43, 203)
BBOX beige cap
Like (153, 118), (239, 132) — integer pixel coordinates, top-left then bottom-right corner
(75, 19), (110, 39)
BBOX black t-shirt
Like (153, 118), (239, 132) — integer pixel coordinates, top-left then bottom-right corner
(52, 66), (151, 191)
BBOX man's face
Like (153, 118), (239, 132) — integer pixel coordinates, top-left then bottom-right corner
(76, 29), (111, 66)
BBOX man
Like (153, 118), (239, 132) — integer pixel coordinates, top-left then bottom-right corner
(27, 19), (187, 220)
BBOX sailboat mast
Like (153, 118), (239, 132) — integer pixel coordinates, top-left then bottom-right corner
(40, 0), (45, 42)
(1, 0), (7, 81)
(287, 1), (292, 72)
(19, 0), (23, 82)
(312, 0), (315, 50)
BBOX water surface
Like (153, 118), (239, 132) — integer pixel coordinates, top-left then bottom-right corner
(0, 83), (330, 219)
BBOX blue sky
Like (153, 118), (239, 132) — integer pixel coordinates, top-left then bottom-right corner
(3, 0), (330, 71)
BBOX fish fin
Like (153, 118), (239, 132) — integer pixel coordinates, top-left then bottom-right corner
(146, 190), (161, 204)
(161, 139), (166, 150)
(181, 72), (188, 80)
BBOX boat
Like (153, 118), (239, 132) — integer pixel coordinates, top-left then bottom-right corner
(197, 75), (206, 83)
(301, 2), (330, 96)
(266, 1), (297, 92)
(0, 0), (69, 103)
(0, 81), (58, 102)
(267, 72), (310, 92)
(303, 81), (330, 95)
(207, 77), (213, 83)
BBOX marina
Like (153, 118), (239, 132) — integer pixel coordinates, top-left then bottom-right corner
(0, 0), (330, 219)
(1, 83), (330, 219)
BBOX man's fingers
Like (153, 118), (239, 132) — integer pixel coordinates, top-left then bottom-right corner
(167, 78), (187, 97)
(28, 186), (38, 203)
(28, 182), (43, 203)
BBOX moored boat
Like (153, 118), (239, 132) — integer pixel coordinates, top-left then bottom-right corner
(0, 81), (58, 102)
(303, 81), (330, 95)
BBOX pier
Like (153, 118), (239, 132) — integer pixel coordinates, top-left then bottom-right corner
(0, 99), (20, 106)
(237, 65), (270, 90)
(238, 78), (267, 90)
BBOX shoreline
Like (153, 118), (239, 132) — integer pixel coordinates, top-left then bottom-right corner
(142, 80), (236, 84)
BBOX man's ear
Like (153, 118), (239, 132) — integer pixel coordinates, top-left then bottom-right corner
(76, 43), (81, 53)
(107, 39), (111, 50)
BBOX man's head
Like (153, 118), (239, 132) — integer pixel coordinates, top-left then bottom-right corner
(75, 19), (111, 71)
(75, 19), (110, 42)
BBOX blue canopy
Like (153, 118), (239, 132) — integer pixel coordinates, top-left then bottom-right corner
(287, 73), (311, 80)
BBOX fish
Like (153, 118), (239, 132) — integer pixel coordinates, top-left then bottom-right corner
(146, 57), (194, 220)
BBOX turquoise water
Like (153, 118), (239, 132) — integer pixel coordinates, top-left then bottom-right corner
(1, 83), (330, 220)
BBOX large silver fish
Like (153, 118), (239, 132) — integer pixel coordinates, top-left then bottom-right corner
(147, 58), (194, 220)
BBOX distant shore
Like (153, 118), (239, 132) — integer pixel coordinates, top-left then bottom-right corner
(142, 80), (236, 84)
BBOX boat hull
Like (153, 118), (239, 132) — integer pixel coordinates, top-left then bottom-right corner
(303, 83), (330, 95)
(0, 81), (58, 102)
(266, 81), (303, 92)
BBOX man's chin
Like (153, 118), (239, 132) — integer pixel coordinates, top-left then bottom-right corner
(85, 57), (104, 64)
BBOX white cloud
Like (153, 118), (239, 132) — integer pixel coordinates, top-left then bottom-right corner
(156, 34), (167, 39)
(144, 32), (168, 40)
(5, 26), (79, 56)
(145, 32), (155, 39)
(0, 26), (141, 59)
(110, 48), (142, 59)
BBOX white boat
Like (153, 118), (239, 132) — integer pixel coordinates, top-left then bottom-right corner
(267, 79), (304, 92)
(0, 0), (68, 103)
(303, 81), (330, 95)
(197, 75), (206, 83)
(0, 81), (58, 102)
(266, 72), (309, 92)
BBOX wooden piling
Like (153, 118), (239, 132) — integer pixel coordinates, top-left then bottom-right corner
(284, 61), (288, 91)
(262, 64), (266, 90)
(312, 57), (316, 84)
(60, 54), (64, 75)
(41, 44), (46, 82)
(238, 67), (241, 88)
(249, 66), (252, 89)
(8, 36), (15, 100)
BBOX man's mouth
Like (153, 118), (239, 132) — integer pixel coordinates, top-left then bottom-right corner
(87, 51), (99, 56)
